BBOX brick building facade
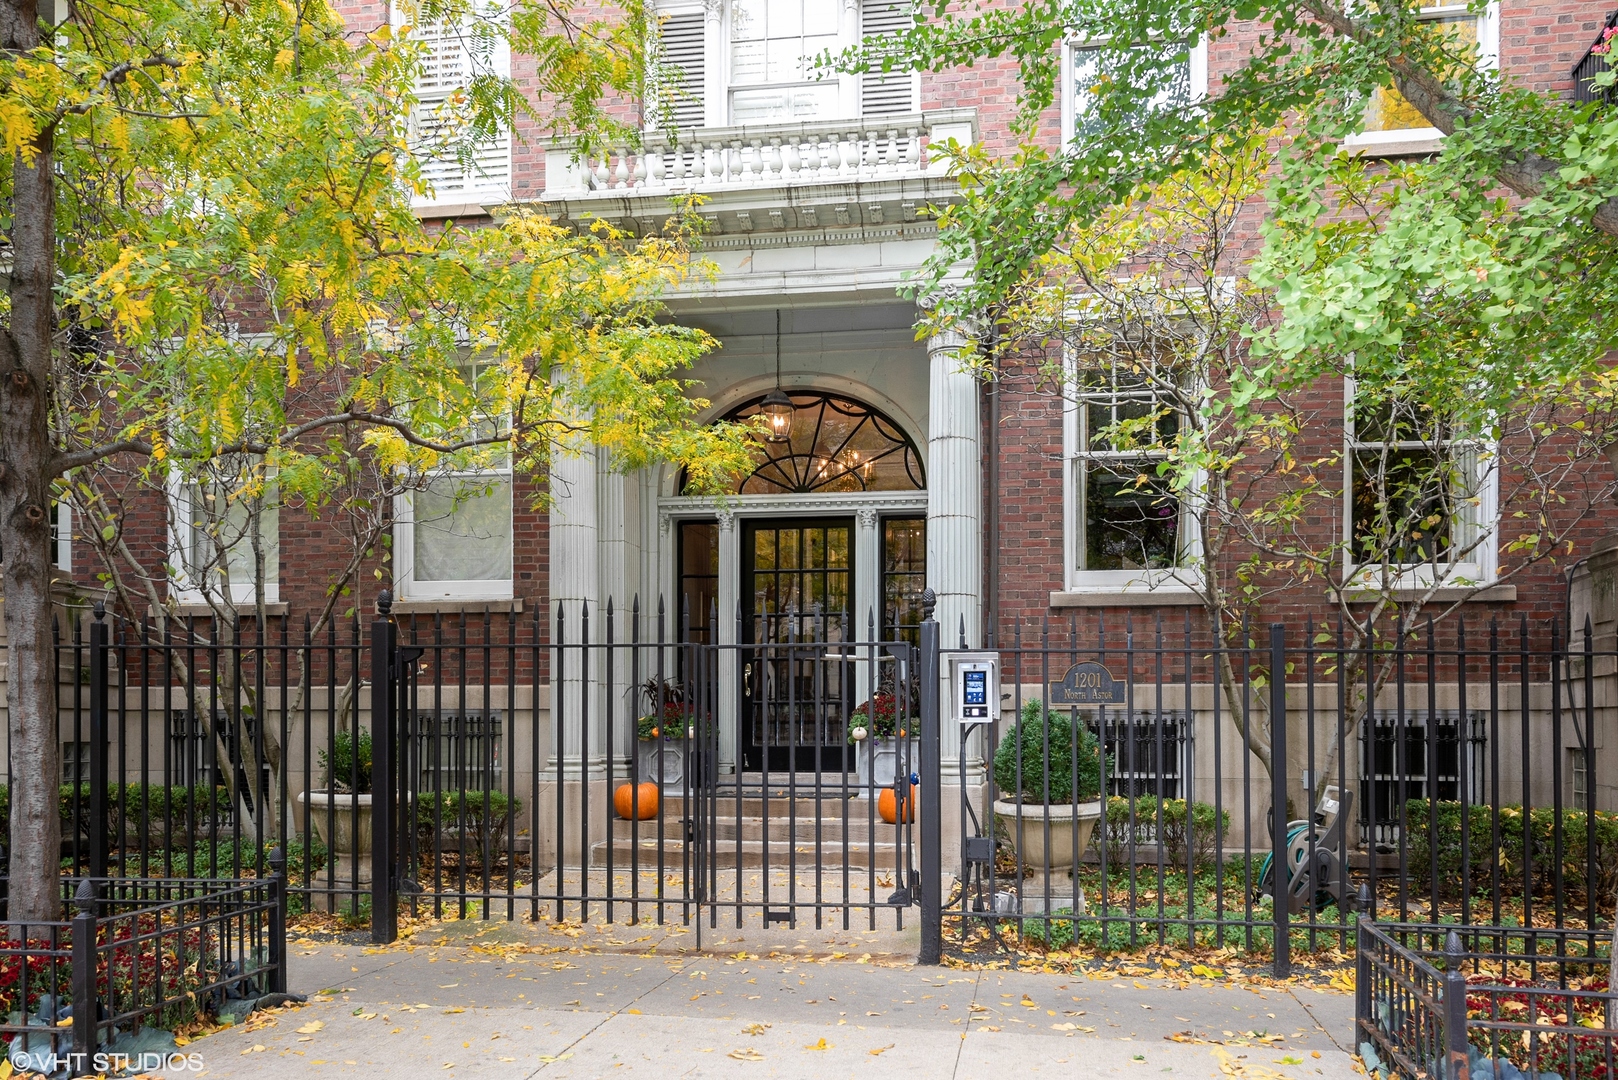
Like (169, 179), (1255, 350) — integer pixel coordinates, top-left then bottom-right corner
(46, 0), (1618, 817)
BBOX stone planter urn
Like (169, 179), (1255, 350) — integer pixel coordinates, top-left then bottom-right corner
(300, 791), (373, 887)
(992, 799), (1104, 908)
(856, 736), (919, 789)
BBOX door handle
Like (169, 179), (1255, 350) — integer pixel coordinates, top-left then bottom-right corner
(743, 662), (753, 697)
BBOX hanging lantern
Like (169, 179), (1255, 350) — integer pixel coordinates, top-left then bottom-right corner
(760, 387), (794, 443)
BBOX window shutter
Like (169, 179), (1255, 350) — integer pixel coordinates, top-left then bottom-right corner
(411, 13), (511, 200)
(860, 0), (915, 116)
(655, 11), (706, 128)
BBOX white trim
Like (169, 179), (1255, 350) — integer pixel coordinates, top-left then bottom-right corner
(1060, 36), (1209, 147)
(166, 473), (281, 607)
(52, 501), (71, 572)
(660, 490), (927, 520)
(1341, 2), (1498, 157)
(1061, 347), (1206, 593)
(1341, 375), (1500, 589)
(393, 477), (516, 603)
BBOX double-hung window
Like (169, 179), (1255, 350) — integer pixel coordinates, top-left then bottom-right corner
(1063, 37), (1207, 144)
(395, 365), (514, 602)
(652, 0), (916, 129)
(1344, 2), (1499, 155)
(1065, 356), (1195, 591)
(1345, 382), (1497, 586)
(169, 469), (281, 606)
(406, 2), (511, 206)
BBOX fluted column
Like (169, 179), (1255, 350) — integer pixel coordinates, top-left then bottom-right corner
(596, 454), (631, 766)
(926, 328), (981, 650)
(550, 441), (600, 778)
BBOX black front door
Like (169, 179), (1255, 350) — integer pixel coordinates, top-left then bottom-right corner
(741, 518), (853, 772)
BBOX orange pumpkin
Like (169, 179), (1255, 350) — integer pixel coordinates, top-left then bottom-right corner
(878, 783), (918, 825)
(614, 781), (659, 821)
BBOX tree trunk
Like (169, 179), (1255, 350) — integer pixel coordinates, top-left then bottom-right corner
(1, 0), (64, 924)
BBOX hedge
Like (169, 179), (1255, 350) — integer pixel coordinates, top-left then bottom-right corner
(1402, 799), (1618, 900)
(1102, 796), (1230, 869)
(0, 783), (234, 838)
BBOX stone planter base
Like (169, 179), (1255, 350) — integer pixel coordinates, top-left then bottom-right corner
(992, 799), (1103, 909)
(855, 737), (920, 788)
(300, 791), (374, 894)
(636, 739), (687, 787)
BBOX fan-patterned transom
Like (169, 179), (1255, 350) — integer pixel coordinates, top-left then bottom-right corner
(685, 391), (925, 495)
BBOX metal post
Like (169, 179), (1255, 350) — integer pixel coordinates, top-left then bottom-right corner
(71, 878), (97, 1071)
(371, 593), (397, 945)
(1270, 623), (1291, 978)
(918, 588), (942, 966)
(1443, 931), (1471, 1080)
(268, 845), (288, 995)
(88, 606), (109, 880)
(1355, 904), (1372, 1045)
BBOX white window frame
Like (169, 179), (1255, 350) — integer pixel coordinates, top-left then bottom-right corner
(392, 363), (514, 603)
(1342, 375), (1499, 589)
(1341, 2), (1499, 156)
(1062, 346), (1205, 594)
(167, 472), (281, 607)
(52, 499), (71, 572)
(1060, 36), (1209, 146)
(399, 2), (513, 209)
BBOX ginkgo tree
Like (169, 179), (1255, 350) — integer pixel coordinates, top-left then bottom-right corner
(0, 0), (751, 923)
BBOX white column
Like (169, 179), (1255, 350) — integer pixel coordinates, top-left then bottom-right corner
(702, 0), (724, 130)
(926, 328), (982, 650)
(853, 507), (881, 705)
(597, 454), (631, 766)
(715, 508), (740, 773)
(928, 329), (985, 788)
(550, 442), (600, 777)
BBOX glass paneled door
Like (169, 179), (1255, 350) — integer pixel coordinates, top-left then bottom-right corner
(742, 519), (853, 772)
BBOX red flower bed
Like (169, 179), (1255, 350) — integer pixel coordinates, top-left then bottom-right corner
(1466, 974), (1614, 1080)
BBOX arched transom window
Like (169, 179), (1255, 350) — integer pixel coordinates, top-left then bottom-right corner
(682, 391), (925, 495)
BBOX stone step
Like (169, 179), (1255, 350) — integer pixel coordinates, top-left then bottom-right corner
(589, 836), (907, 870)
(610, 813), (905, 844)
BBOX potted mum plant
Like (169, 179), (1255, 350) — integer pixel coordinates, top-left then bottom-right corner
(992, 699), (1107, 884)
(848, 690), (918, 788)
(300, 727), (374, 888)
(636, 677), (697, 786)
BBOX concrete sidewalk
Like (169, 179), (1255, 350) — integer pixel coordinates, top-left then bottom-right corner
(191, 927), (1358, 1080)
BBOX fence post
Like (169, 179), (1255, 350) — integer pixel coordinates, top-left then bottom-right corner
(1443, 931), (1471, 1080)
(268, 845), (288, 996)
(918, 588), (942, 966)
(1355, 911), (1372, 1049)
(88, 605), (109, 880)
(1270, 623), (1291, 979)
(71, 879), (97, 1072)
(371, 593), (397, 945)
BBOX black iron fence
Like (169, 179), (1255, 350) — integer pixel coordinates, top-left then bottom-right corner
(0, 866), (287, 1076)
(940, 611), (1611, 973)
(1357, 918), (1616, 1080)
(2, 596), (1611, 972)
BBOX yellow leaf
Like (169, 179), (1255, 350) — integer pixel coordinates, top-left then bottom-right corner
(444, 1007), (465, 1014)
(728, 1048), (764, 1061)
(804, 1038), (830, 1050)
(869, 1043), (896, 1056)
(297, 1020), (325, 1034)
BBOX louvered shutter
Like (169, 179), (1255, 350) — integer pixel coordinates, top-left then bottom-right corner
(655, 11), (706, 128)
(411, 13), (511, 200)
(860, 0), (915, 116)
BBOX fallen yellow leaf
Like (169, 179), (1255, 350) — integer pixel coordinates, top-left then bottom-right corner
(728, 1048), (765, 1061)
(870, 1044), (896, 1056)
(296, 1021), (324, 1034)
(804, 1038), (830, 1051)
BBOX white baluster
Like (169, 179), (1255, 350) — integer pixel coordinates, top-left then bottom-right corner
(592, 153), (610, 190)
(783, 137), (801, 181)
(885, 129), (900, 175)
(767, 138), (784, 182)
(799, 136), (819, 179)
(633, 150), (649, 188)
(839, 132), (857, 177)
(903, 126), (921, 173)
(614, 149), (630, 188)
(666, 144), (685, 185)
(728, 140), (744, 184)
(862, 128), (879, 176)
